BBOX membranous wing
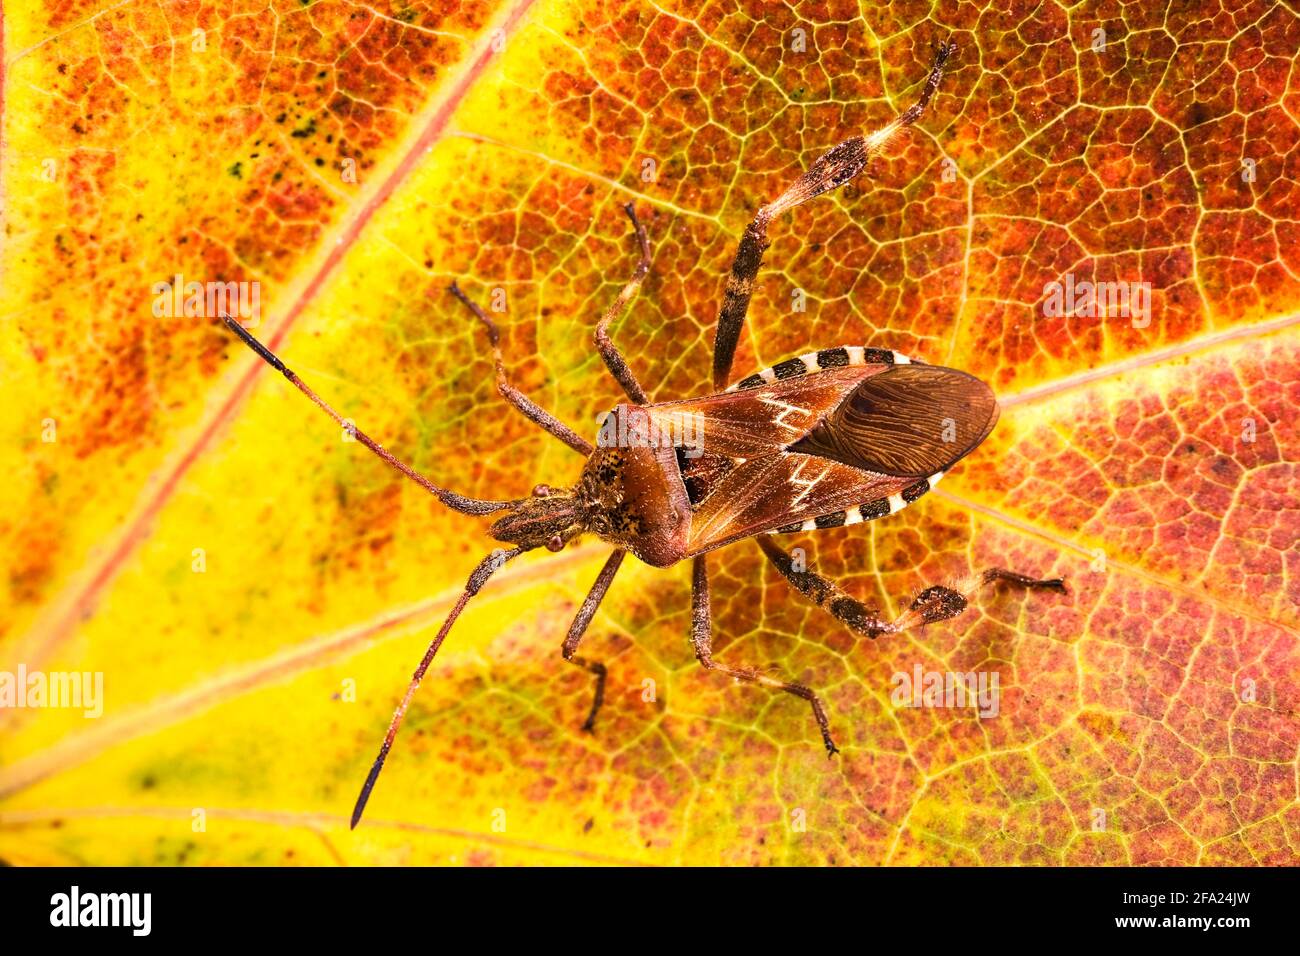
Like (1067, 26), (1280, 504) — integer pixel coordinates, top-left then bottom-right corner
(641, 359), (1000, 555)
(787, 364), (999, 478)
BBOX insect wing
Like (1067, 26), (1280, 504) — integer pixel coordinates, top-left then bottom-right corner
(788, 364), (999, 478)
(685, 452), (913, 554)
(643, 364), (888, 458)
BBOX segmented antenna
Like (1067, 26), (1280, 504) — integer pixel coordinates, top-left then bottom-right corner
(221, 315), (515, 517)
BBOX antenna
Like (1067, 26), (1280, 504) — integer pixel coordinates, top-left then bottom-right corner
(222, 315), (515, 516)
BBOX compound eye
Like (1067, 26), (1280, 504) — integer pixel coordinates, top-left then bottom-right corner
(532, 483), (552, 498)
(546, 534), (565, 552)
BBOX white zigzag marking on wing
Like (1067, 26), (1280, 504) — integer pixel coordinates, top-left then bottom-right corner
(788, 456), (830, 509)
(757, 395), (811, 433)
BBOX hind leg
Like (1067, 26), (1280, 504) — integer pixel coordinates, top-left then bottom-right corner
(710, 41), (957, 389)
(756, 535), (1065, 638)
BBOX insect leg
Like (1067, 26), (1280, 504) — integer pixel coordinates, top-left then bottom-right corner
(757, 535), (1065, 638)
(690, 555), (840, 756)
(223, 315), (517, 517)
(560, 549), (626, 731)
(593, 202), (653, 404)
(710, 40), (957, 390)
(351, 546), (523, 829)
(756, 536), (895, 636)
(898, 569), (1067, 631)
(450, 283), (594, 456)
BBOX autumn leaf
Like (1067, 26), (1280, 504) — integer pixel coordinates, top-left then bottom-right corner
(2, 0), (1298, 866)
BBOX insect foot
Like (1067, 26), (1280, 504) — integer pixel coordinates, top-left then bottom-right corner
(908, 585), (969, 625)
(902, 569), (1066, 631)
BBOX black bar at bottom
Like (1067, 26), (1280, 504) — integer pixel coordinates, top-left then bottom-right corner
(0, 866), (1285, 943)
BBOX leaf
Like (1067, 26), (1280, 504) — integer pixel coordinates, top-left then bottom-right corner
(2, 0), (1298, 866)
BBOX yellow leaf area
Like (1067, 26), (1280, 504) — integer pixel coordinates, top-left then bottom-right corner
(2, 0), (1298, 866)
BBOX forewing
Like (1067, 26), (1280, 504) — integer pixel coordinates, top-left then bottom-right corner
(643, 364), (887, 458)
(787, 364), (999, 477)
(685, 452), (913, 554)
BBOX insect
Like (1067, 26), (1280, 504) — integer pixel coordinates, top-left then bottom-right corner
(223, 39), (1065, 828)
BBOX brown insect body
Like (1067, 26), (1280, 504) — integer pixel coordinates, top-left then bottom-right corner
(490, 350), (999, 568)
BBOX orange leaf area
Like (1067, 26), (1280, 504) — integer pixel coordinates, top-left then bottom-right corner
(1, 0), (1297, 865)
